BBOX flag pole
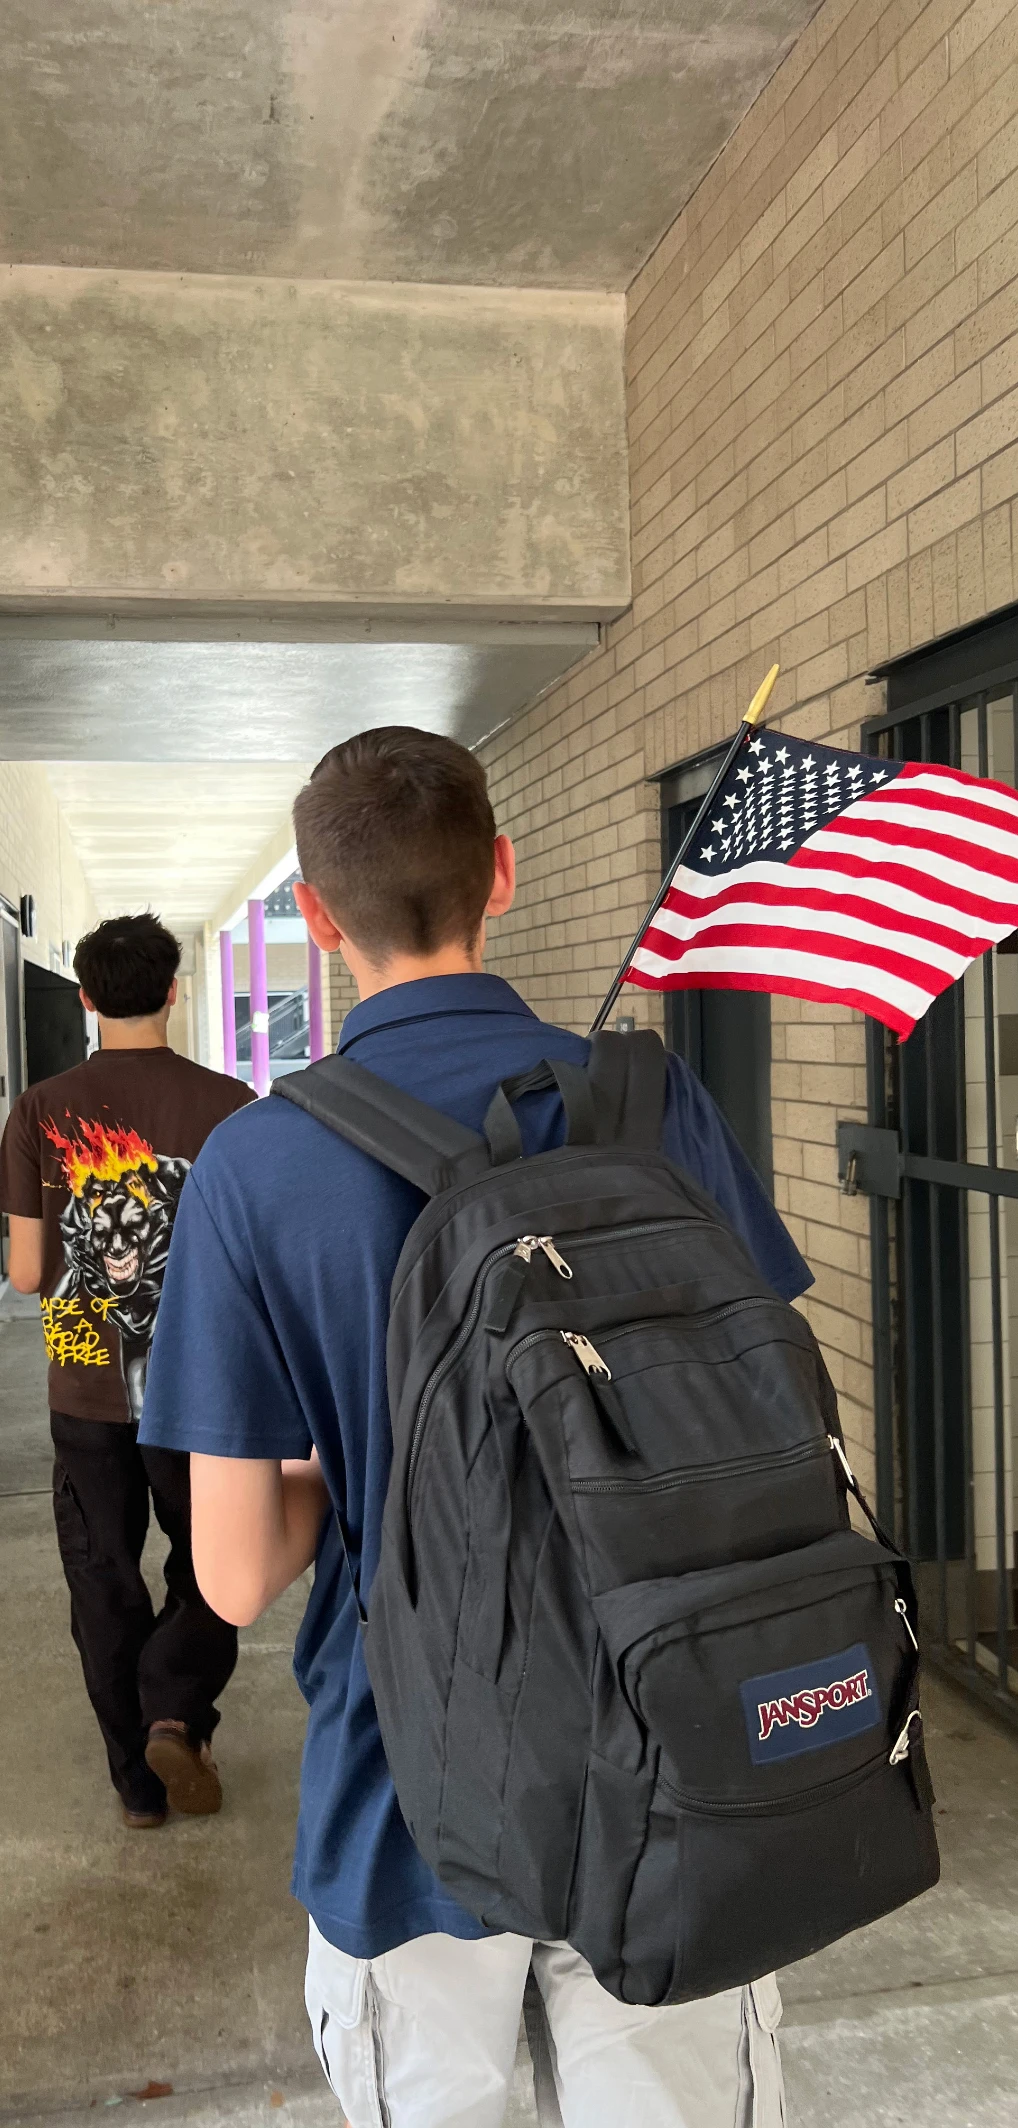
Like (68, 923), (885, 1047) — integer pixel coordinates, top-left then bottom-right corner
(588, 664), (781, 1035)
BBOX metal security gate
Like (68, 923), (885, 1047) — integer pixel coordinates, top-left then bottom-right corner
(851, 606), (1018, 1726)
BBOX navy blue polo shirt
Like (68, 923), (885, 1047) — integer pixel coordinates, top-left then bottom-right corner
(141, 973), (810, 1957)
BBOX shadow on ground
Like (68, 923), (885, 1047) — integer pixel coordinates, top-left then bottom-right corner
(0, 1301), (1015, 2128)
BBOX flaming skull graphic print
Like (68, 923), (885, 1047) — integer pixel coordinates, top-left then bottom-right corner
(42, 1117), (190, 1421)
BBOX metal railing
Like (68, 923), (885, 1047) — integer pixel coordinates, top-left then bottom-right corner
(235, 989), (309, 1064)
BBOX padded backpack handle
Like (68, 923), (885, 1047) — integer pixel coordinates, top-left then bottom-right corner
(483, 1058), (599, 1164)
(482, 1030), (667, 1165)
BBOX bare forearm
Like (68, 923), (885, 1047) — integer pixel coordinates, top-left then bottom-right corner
(190, 1450), (330, 1626)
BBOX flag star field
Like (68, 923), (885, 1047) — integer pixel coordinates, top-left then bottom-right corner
(628, 730), (1018, 1038)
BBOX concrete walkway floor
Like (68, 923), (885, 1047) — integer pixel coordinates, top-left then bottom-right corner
(1, 1296), (1016, 2128)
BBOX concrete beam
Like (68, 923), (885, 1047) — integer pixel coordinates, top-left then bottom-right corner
(0, 267), (629, 615)
(0, 629), (598, 761)
(1, 0), (821, 293)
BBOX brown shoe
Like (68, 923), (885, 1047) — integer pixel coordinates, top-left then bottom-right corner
(145, 1722), (223, 1816)
(120, 1800), (167, 1830)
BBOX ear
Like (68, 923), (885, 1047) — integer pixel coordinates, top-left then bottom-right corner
(294, 879), (345, 954)
(78, 987), (95, 1014)
(167, 978), (178, 1008)
(486, 835), (516, 919)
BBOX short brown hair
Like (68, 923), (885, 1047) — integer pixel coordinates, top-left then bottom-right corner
(293, 728), (497, 963)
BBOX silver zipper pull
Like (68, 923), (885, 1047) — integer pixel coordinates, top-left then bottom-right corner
(889, 1708), (922, 1765)
(895, 1596), (920, 1652)
(514, 1235), (573, 1278)
(827, 1434), (857, 1489)
(562, 1330), (612, 1379)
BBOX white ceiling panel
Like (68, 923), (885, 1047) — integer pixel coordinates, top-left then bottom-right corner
(44, 762), (308, 933)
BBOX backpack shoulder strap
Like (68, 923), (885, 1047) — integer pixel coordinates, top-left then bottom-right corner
(272, 1053), (491, 1198)
(587, 1028), (667, 1150)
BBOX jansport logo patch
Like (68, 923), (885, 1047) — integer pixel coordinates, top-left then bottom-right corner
(740, 1643), (882, 1766)
(757, 1665), (872, 1743)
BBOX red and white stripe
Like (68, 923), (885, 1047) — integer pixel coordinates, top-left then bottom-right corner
(627, 762), (1018, 1038)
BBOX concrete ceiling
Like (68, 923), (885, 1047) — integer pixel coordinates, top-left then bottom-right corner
(2, 1), (822, 933)
(45, 761), (308, 932)
(0, 626), (595, 760)
(2, 1), (819, 289)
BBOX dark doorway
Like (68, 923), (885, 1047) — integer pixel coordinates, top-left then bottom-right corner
(0, 902), (23, 1117)
(24, 963), (87, 1083)
(0, 903), (24, 1280)
(661, 764), (773, 1196)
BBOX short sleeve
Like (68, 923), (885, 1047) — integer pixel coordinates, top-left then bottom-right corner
(661, 1054), (812, 1303)
(139, 1168), (313, 1460)
(0, 1096), (43, 1218)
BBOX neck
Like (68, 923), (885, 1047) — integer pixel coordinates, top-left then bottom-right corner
(96, 1014), (171, 1051)
(349, 941), (484, 1003)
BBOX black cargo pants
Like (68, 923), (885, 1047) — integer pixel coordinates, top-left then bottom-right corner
(50, 1411), (238, 1808)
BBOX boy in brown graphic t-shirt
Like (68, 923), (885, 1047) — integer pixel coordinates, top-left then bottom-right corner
(0, 913), (253, 1827)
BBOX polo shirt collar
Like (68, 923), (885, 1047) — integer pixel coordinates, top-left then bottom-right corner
(339, 973), (539, 1052)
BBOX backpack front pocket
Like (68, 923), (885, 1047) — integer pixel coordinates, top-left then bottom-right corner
(508, 1317), (845, 1588)
(593, 1531), (921, 1806)
(591, 1530), (939, 2000)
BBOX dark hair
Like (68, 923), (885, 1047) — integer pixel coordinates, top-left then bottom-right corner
(293, 727), (497, 962)
(73, 913), (181, 1019)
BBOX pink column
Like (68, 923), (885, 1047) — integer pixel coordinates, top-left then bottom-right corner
(308, 938), (326, 1060)
(219, 930), (237, 1077)
(248, 897), (270, 1097)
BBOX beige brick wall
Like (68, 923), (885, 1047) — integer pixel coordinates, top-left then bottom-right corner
(233, 943), (314, 994)
(0, 763), (97, 974)
(328, 950), (359, 1042)
(481, 0), (1018, 1485)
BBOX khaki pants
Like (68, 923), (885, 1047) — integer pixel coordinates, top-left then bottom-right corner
(305, 1917), (785, 2128)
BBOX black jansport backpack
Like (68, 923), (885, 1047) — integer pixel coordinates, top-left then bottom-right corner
(275, 1029), (939, 2004)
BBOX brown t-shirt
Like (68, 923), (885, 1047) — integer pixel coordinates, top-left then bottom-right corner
(0, 1048), (253, 1423)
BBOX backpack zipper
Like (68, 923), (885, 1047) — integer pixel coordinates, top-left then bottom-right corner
(515, 1235), (574, 1278)
(559, 1219), (714, 1254)
(507, 1296), (776, 1376)
(405, 1218), (720, 1508)
(391, 1144), (702, 1284)
(660, 1745), (890, 1818)
(484, 1217), (727, 1336)
(407, 1240), (519, 1501)
(571, 1434), (830, 1497)
(561, 1330), (612, 1377)
(509, 1323), (851, 1496)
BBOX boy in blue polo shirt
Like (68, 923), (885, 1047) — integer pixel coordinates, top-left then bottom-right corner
(141, 727), (808, 2128)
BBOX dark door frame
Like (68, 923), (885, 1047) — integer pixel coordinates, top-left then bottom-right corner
(863, 599), (1018, 1727)
(655, 748), (774, 1197)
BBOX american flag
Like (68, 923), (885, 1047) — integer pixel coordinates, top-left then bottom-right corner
(627, 731), (1018, 1039)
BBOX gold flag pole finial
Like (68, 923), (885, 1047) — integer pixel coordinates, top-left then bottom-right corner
(744, 662), (780, 727)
